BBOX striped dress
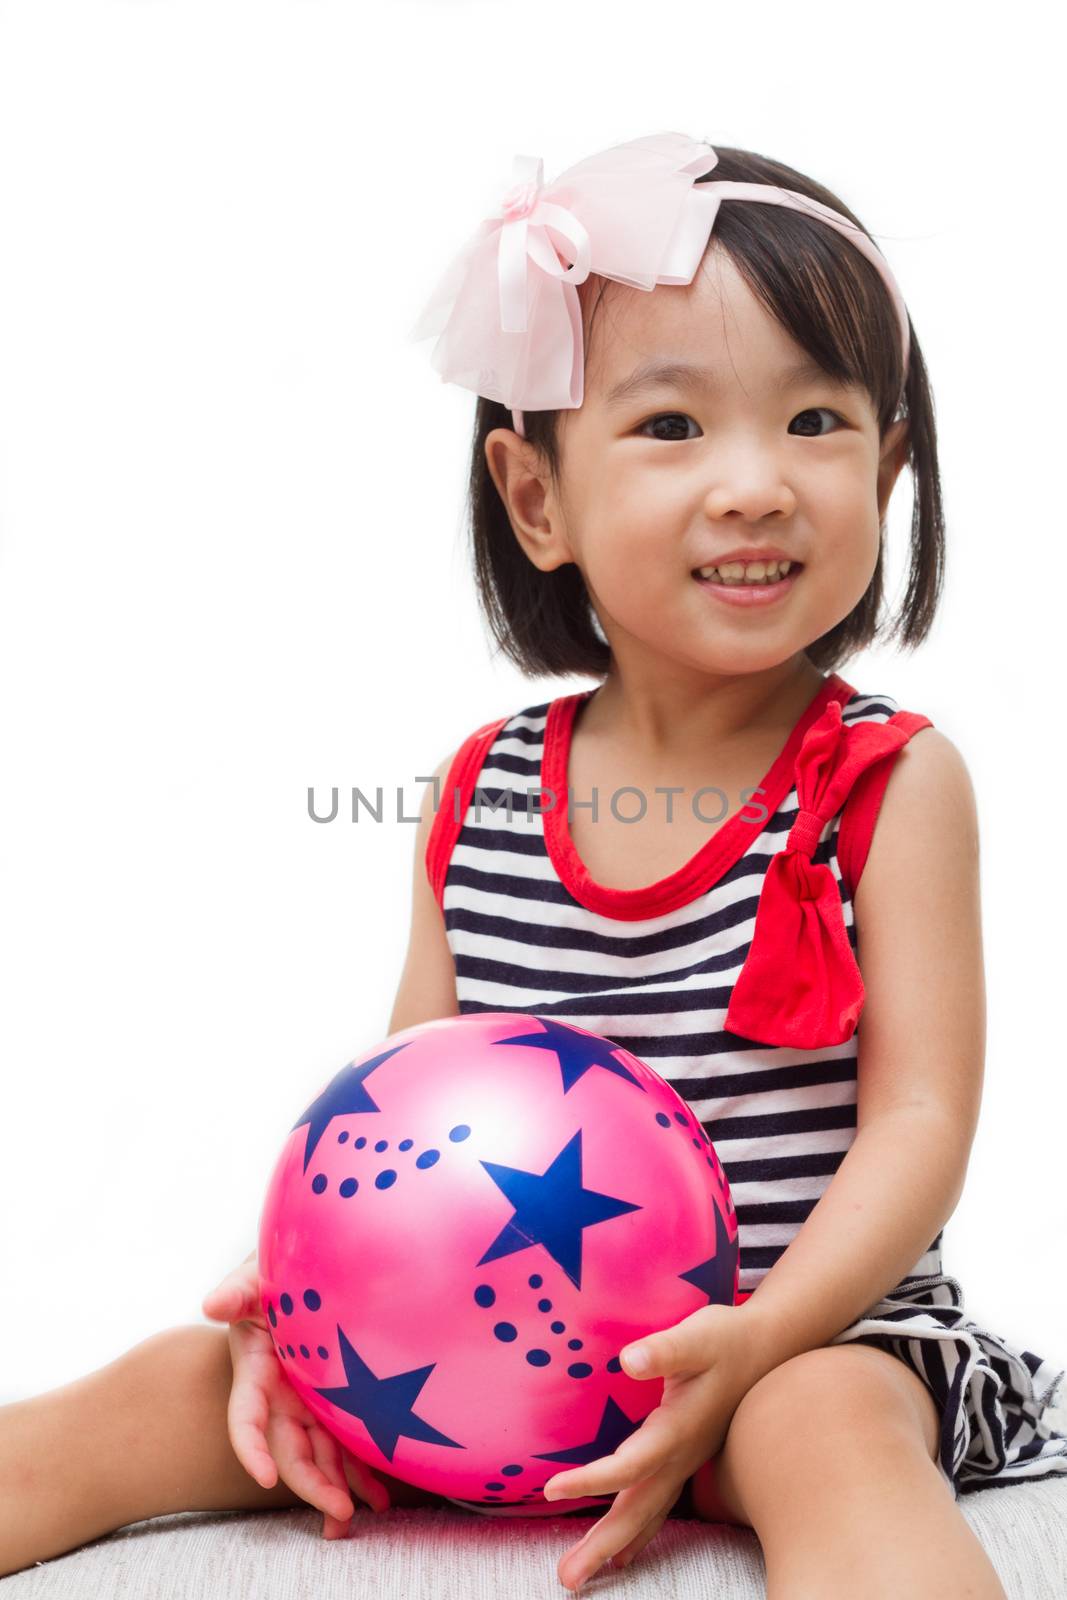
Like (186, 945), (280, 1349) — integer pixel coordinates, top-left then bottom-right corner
(425, 670), (1067, 1513)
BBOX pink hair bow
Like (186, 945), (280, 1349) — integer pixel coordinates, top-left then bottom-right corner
(410, 131), (910, 434)
(410, 132), (719, 422)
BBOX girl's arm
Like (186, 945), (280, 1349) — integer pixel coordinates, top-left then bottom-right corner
(388, 747), (462, 1034)
(736, 727), (986, 1375)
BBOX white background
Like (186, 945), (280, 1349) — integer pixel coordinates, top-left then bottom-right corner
(0, 0), (1063, 1403)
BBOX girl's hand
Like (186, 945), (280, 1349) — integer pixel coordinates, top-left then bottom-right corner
(540, 1303), (762, 1593)
(201, 1254), (392, 1537)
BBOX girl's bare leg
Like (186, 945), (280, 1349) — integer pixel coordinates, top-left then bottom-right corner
(691, 1342), (1008, 1600)
(0, 1324), (440, 1578)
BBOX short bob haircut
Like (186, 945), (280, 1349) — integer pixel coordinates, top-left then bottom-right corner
(466, 143), (945, 680)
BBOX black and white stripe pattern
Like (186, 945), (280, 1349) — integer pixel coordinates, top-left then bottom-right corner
(439, 686), (1067, 1502)
(445, 689), (937, 1295)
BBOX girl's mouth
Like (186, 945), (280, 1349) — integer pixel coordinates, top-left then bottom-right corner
(692, 563), (804, 607)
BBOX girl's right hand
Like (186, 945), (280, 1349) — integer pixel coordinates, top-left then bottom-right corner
(201, 1253), (392, 1537)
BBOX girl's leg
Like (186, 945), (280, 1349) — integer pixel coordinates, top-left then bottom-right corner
(692, 1341), (1007, 1600)
(1, 1324), (344, 1577)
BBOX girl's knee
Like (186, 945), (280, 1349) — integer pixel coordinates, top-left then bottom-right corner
(739, 1346), (938, 1474)
(110, 1324), (231, 1422)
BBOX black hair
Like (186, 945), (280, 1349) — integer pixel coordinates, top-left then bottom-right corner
(466, 143), (944, 679)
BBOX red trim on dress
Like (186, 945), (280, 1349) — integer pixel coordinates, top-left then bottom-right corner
(837, 710), (934, 899)
(540, 672), (857, 921)
(426, 690), (934, 1050)
(425, 716), (512, 910)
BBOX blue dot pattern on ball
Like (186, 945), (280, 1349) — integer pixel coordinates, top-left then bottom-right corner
(568, 1363), (593, 1379)
(375, 1139), (388, 1152)
(494, 1322), (517, 1342)
(501, 1465), (523, 1477)
(355, 1136), (367, 1149)
(299, 1344), (309, 1359)
(528, 1274), (543, 1288)
(280, 1293), (293, 1315)
(375, 1169), (397, 1189)
(655, 1112), (671, 1127)
(337, 1130), (349, 1143)
(674, 1111), (688, 1126)
(474, 1284), (495, 1308)
(311, 1174), (327, 1193)
(550, 1320), (565, 1334)
(399, 1138), (414, 1151)
(449, 1125), (471, 1142)
(268, 1304), (277, 1327)
(339, 1177), (358, 1198)
(416, 1149), (439, 1169)
(606, 1357), (622, 1373)
(526, 1349), (550, 1366)
(568, 1338), (583, 1350)
(317, 1345), (329, 1359)
(303, 1289), (321, 1311)
(537, 1298), (552, 1312)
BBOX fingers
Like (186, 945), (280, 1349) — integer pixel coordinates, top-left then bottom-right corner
(225, 1315), (350, 1527)
(557, 1473), (679, 1593)
(308, 1426), (357, 1539)
(267, 1407), (356, 1526)
(226, 1335), (278, 1487)
(202, 1260), (260, 1323)
(610, 1503), (673, 1569)
(340, 1449), (392, 1516)
(312, 1433), (392, 1537)
(545, 1443), (647, 1503)
(225, 1315), (366, 1529)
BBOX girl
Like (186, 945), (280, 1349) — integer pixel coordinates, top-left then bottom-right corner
(2, 131), (1065, 1596)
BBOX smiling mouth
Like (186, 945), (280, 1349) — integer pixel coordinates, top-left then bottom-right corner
(692, 559), (804, 586)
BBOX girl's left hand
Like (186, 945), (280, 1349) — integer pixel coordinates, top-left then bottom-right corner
(540, 1303), (765, 1593)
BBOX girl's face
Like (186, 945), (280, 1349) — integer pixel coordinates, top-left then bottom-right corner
(486, 244), (909, 683)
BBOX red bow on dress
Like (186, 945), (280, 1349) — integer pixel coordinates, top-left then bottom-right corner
(724, 698), (915, 1050)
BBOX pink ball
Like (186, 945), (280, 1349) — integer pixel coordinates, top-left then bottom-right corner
(258, 1012), (738, 1513)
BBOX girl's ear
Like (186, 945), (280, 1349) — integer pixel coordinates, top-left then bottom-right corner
(483, 427), (575, 573)
(876, 415), (910, 516)
(483, 426), (535, 510)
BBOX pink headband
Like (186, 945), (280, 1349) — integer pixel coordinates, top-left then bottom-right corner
(410, 131), (910, 437)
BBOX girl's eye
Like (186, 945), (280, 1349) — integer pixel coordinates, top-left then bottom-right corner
(637, 412), (699, 442)
(790, 407), (845, 437)
(636, 407), (845, 442)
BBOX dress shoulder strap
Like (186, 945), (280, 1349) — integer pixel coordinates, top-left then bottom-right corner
(425, 714), (512, 910)
(724, 697), (934, 1051)
(837, 709), (933, 899)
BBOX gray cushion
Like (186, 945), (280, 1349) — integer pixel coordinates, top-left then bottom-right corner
(4, 1477), (1067, 1599)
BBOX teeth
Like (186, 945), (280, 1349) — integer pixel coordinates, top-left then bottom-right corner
(696, 559), (795, 584)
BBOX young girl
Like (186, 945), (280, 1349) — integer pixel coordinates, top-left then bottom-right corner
(2, 131), (1065, 1596)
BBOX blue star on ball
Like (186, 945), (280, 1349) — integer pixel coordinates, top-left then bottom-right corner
(291, 1044), (411, 1173)
(495, 1017), (646, 1095)
(478, 1128), (641, 1290)
(315, 1324), (464, 1463)
(678, 1199), (737, 1305)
